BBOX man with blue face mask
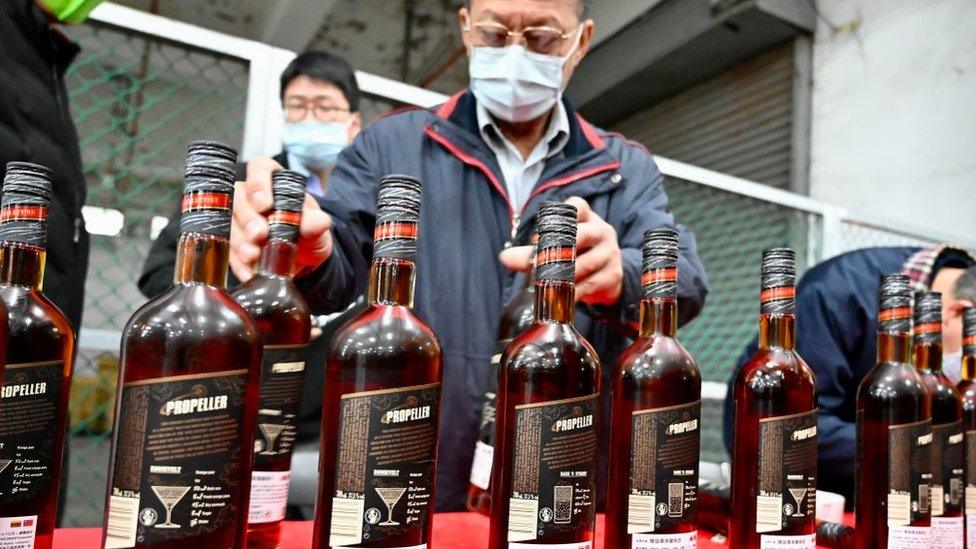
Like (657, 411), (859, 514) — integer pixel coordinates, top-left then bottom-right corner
(230, 0), (710, 512)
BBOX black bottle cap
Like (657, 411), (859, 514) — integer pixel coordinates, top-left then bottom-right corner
(964, 307), (976, 355)
(878, 274), (912, 333)
(913, 291), (942, 344)
(641, 228), (678, 299)
(760, 247), (796, 314)
(268, 169), (307, 243)
(373, 174), (422, 260)
(535, 202), (577, 282)
(0, 161), (54, 248)
(179, 140), (238, 238)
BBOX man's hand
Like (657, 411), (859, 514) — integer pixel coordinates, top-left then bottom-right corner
(230, 156), (334, 282)
(498, 196), (623, 306)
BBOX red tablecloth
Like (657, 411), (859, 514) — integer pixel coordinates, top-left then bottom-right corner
(52, 512), (849, 547)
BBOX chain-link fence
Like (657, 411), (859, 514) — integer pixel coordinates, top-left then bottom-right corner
(55, 11), (973, 525)
(61, 20), (248, 526)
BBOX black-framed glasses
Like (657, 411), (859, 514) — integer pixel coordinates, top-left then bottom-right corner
(465, 21), (580, 55)
(283, 102), (351, 123)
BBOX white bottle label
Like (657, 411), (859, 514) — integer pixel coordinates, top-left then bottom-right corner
(632, 531), (697, 548)
(759, 533), (816, 548)
(509, 544), (592, 549)
(248, 470), (291, 524)
(470, 440), (493, 490)
(887, 525), (931, 548)
(930, 516), (963, 548)
(0, 516), (37, 549)
(967, 513), (976, 548)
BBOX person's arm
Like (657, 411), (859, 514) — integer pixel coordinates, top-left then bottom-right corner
(137, 202), (182, 298)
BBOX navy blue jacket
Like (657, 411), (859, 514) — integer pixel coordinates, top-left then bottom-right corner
(298, 91), (709, 510)
(722, 246), (919, 501)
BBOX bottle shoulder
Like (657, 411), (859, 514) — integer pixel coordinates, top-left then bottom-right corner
(502, 322), (600, 371)
(616, 335), (700, 382)
(734, 347), (814, 386)
(124, 284), (259, 344)
(330, 303), (441, 361)
(232, 275), (311, 323)
(0, 285), (73, 345)
(858, 362), (929, 402)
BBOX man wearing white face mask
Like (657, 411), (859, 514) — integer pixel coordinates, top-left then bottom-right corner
(723, 245), (976, 504)
(229, 0), (710, 511)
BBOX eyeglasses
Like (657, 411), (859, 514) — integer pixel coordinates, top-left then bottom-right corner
(465, 21), (580, 55)
(283, 102), (351, 123)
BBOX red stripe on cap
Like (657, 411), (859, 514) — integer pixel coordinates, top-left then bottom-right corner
(536, 247), (575, 265)
(914, 322), (942, 335)
(374, 222), (418, 241)
(879, 307), (912, 322)
(642, 268), (677, 286)
(182, 192), (231, 212)
(0, 205), (47, 222)
(760, 286), (796, 303)
(268, 211), (301, 226)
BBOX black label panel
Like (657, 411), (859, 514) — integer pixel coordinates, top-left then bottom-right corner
(104, 371), (249, 548)
(478, 339), (510, 446)
(756, 409), (817, 534)
(253, 344), (308, 466)
(931, 420), (964, 517)
(0, 360), (64, 503)
(328, 382), (440, 547)
(888, 419), (933, 526)
(508, 393), (598, 542)
(627, 400), (700, 534)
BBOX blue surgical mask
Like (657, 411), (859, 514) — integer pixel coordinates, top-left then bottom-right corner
(282, 120), (350, 171)
(469, 26), (582, 123)
(944, 350), (963, 383)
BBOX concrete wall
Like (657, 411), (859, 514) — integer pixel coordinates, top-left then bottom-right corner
(810, 0), (976, 236)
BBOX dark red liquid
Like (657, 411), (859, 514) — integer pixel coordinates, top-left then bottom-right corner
(606, 298), (701, 547)
(961, 354), (976, 549)
(488, 280), (601, 549)
(311, 259), (442, 548)
(466, 277), (535, 516)
(0, 244), (71, 549)
(855, 332), (931, 549)
(233, 241), (311, 549)
(730, 314), (816, 548)
(103, 234), (262, 548)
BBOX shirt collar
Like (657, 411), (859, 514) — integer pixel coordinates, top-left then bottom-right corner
(475, 100), (571, 160)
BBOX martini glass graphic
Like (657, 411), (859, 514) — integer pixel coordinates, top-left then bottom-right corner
(259, 423), (286, 455)
(788, 488), (808, 517)
(374, 487), (407, 526)
(151, 485), (192, 529)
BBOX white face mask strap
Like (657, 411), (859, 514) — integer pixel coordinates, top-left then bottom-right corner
(560, 24), (584, 61)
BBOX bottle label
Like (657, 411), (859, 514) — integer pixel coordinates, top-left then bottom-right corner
(507, 393), (598, 543)
(930, 516), (963, 547)
(967, 429), (976, 548)
(104, 370), (249, 549)
(328, 382), (440, 547)
(631, 531), (696, 548)
(931, 420), (964, 518)
(248, 470), (290, 524)
(759, 533), (816, 548)
(0, 360), (65, 503)
(470, 441), (493, 491)
(253, 344), (308, 466)
(627, 400), (700, 534)
(888, 419), (933, 527)
(509, 543), (591, 549)
(887, 525), (931, 547)
(0, 515), (38, 548)
(755, 409), (817, 534)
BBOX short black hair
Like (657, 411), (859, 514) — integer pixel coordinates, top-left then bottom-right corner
(279, 51), (360, 112)
(466, 0), (589, 19)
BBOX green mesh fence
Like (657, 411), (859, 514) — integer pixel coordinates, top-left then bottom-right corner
(61, 20), (247, 526)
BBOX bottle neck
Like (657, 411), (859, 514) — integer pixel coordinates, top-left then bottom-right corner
(759, 313), (795, 350)
(913, 339), (944, 373)
(639, 297), (677, 337)
(0, 242), (45, 289)
(367, 258), (415, 306)
(877, 331), (912, 365)
(534, 279), (575, 324)
(173, 233), (230, 287)
(257, 239), (298, 278)
(963, 354), (976, 382)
